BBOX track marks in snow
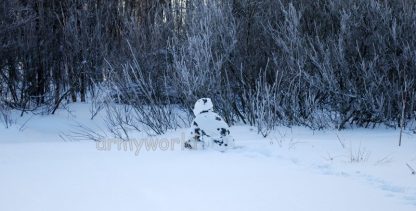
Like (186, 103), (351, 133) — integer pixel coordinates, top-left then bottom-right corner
(311, 162), (416, 207)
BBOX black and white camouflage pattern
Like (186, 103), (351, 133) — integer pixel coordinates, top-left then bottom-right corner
(184, 98), (234, 150)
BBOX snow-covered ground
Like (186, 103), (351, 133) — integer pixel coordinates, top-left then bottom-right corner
(0, 103), (415, 211)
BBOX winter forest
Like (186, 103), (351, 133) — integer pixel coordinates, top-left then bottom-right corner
(1, 1), (416, 211)
(1, 0), (415, 135)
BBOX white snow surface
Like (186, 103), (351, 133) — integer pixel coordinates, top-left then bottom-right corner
(0, 103), (416, 211)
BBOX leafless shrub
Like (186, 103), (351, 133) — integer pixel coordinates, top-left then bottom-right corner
(169, 0), (237, 112)
(89, 81), (111, 120)
(349, 142), (371, 163)
(243, 64), (280, 137)
(103, 103), (136, 141)
(0, 102), (14, 128)
(65, 123), (107, 142)
(104, 41), (185, 137)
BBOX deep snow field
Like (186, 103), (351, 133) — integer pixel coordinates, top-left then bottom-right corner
(1, 103), (415, 211)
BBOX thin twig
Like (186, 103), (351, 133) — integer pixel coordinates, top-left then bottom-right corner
(406, 163), (415, 175)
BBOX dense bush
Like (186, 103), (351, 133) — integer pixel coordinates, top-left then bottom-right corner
(1, 0), (415, 135)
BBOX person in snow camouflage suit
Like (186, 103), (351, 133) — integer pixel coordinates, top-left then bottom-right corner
(184, 98), (234, 150)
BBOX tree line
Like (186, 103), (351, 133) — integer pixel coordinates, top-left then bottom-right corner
(1, 0), (415, 135)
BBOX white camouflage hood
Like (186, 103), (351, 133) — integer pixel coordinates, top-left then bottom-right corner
(193, 98), (214, 116)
